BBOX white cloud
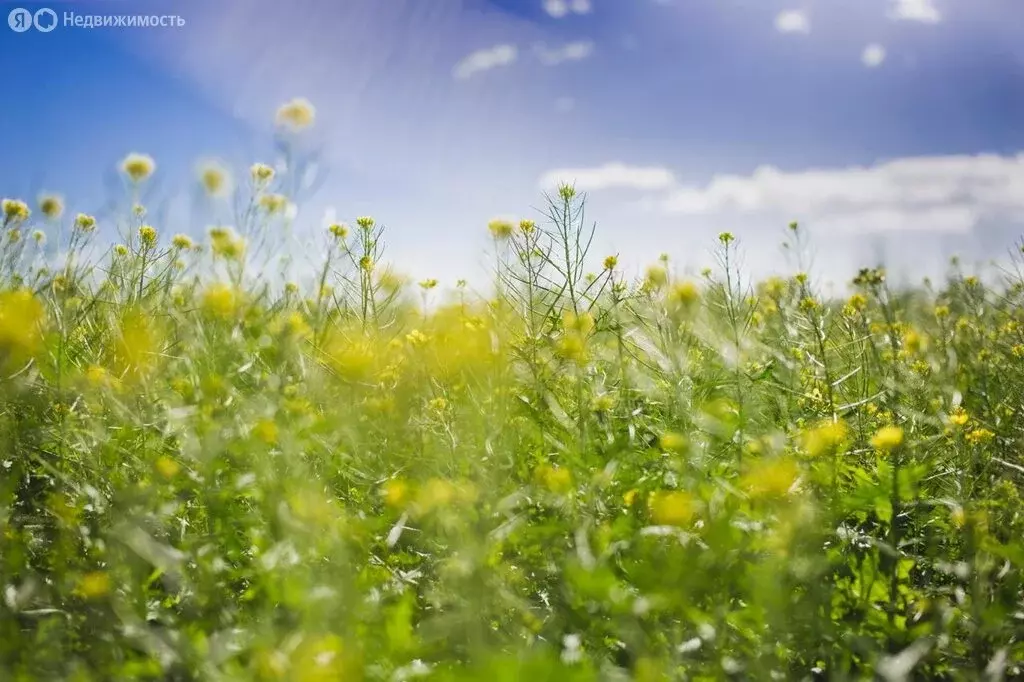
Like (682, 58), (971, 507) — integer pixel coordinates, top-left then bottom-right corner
(452, 44), (518, 80)
(862, 44), (887, 67)
(535, 40), (595, 66)
(889, 0), (942, 23)
(539, 163), (677, 192)
(570, 0), (592, 14)
(647, 153), (1024, 234)
(544, 0), (569, 17)
(775, 10), (810, 34)
(544, 0), (592, 18)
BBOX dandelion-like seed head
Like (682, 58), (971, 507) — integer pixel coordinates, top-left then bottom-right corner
(488, 218), (514, 240)
(275, 97), (316, 131)
(38, 194), (63, 220)
(2, 198), (30, 225)
(120, 153), (156, 183)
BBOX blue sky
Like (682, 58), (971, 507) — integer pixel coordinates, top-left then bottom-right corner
(2, 0), (1023, 287)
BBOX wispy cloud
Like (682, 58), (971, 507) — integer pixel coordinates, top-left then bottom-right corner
(543, 0), (592, 19)
(861, 44), (887, 68)
(889, 0), (942, 24)
(646, 153), (1024, 234)
(539, 163), (676, 192)
(775, 10), (810, 34)
(535, 40), (595, 66)
(453, 44), (518, 80)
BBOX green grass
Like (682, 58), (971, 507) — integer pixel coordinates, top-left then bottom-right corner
(1, 144), (1024, 681)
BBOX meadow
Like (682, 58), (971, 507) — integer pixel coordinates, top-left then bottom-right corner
(1, 101), (1023, 681)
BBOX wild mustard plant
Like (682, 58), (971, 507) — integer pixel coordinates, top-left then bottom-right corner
(0, 101), (1023, 681)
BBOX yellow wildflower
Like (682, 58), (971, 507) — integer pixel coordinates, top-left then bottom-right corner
(198, 161), (231, 196)
(250, 163), (275, 185)
(2, 198), (30, 225)
(487, 218), (514, 240)
(801, 419), (849, 457)
(382, 478), (410, 508)
(562, 309), (595, 335)
(209, 227), (245, 260)
(0, 289), (45, 360)
(171, 234), (194, 250)
(870, 425), (904, 454)
(535, 464), (573, 494)
(155, 456), (180, 479)
(966, 428), (994, 445)
(76, 571), (111, 600)
(648, 490), (695, 526)
(258, 193), (289, 215)
(114, 311), (159, 378)
(644, 264), (668, 289)
(667, 280), (700, 311)
(948, 407), (969, 428)
(252, 418), (279, 445)
(659, 431), (688, 454)
(201, 283), (238, 319)
(275, 97), (316, 130)
(120, 153), (155, 183)
(741, 457), (799, 499)
(38, 194), (63, 219)
(138, 225), (157, 247)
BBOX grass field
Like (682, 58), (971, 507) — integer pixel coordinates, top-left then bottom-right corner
(2, 110), (1024, 681)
